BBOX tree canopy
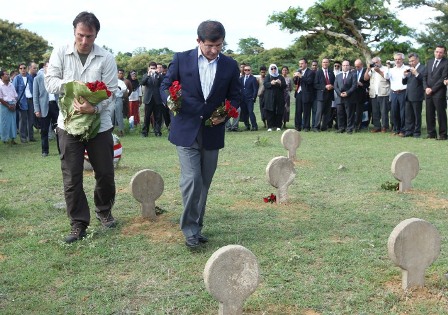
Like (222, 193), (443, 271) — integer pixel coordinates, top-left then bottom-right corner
(267, 0), (412, 61)
(0, 19), (50, 71)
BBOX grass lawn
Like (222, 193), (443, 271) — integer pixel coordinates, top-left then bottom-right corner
(1, 104), (448, 314)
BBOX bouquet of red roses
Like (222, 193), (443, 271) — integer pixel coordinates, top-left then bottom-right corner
(60, 80), (112, 140)
(166, 80), (182, 115)
(205, 99), (239, 127)
(263, 193), (277, 203)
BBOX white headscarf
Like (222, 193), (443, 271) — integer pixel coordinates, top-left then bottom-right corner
(269, 64), (279, 77)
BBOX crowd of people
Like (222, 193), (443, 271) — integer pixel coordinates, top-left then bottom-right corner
(235, 45), (448, 140)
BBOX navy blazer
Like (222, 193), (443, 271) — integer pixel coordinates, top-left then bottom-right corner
(352, 68), (369, 103)
(402, 64), (426, 102)
(334, 72), (357, 105)
(423, 58), (447, 99)
(160, 48), (241, 150)
(240, 75), (258, 101)
(314, 68), (335, 102)
(293, 68), (315, 103)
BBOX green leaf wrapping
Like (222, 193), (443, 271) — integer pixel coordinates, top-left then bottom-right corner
(59, 81), (109, 141)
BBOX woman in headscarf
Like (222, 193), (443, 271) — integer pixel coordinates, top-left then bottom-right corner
(127, 70), (142, 126)
(263, 64), (286, 131)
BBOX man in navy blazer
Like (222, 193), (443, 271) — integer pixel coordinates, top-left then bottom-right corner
(423, 45), (448, 140)
(240, 65), (259, 130)
(402, 52), (426, 137)
(293, 58), (315, 131)
(334, 60), (358, 133)
(313, 58), (335, 131)
(160, 20), (241, 248)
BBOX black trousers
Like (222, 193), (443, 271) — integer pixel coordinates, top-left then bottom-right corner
(295, 92), (312, 130)
(58, 128), (115, 228)
(404, 100), (422, 137)
(39, 101), (60, 154)
(425, 96), (447, 138)
(142, 99), (162, 135)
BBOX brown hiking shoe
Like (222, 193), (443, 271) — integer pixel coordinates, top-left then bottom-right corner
(96, 211), (116, 228)
(65, 227), (87, 243)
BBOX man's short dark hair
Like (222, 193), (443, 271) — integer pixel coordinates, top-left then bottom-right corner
(299, 58), (308, 64)
(197, 20), (225, 42)
(149, 61), (157, 68)
(436, 45), (447, 52)
(408, 52), (419, 59)
(73, 11), (100, 34)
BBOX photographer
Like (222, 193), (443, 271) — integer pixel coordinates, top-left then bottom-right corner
(364, 57), (390, 133)
(140, 61), (164, 137)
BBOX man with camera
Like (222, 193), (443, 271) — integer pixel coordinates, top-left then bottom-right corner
(141, 61), (164, 137)
(385, 53), (409, 136)
(365, 57), (390, 133)
(402, 53), (425, 138)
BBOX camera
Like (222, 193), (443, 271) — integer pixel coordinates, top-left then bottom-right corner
(386, 60), (395, 67)
(369, 62), (376, 68)
(405, 69), (411, 73)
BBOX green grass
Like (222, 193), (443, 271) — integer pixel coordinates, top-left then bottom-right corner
(1, 106), (448, 314)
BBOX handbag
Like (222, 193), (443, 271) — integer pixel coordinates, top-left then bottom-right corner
(15, 79), (28, 110)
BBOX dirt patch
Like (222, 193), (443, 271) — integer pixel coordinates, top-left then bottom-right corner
(121, 216), (183, 243)
(412, 190), (448, 210)
(384, 276), (448, 308)
(0, 253), (6, 261)
(294, 159), (314, 167)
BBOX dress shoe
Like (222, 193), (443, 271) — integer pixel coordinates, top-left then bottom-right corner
(346, 130), (353, 134)
(185, 235), (200, 248)
(398, 132), (405, 137)
(231, 128), (240, 132)
(381, 128), (387, 133)
(65, 227), (87, 243)
(425, 135), (436, 139)
(370, 129), (380, 133)
(42, 152), (48, 157)
(197, 233), (208, 243)
(251, 127), (258, 131)
(437, 136), (447, 140)
(29, 139), (37, 142)
(245, 126), (251, 131)
(335, 129), (345, 133)
(141, 133), (148, 138)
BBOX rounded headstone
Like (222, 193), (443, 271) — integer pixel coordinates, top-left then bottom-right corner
(266, 156), (296, 188)
(391, 152), (419, 191)
(204, 245), (259, 308)
(388, 218), (441, 289)
(281, 129), (302, 160)
(130, 169), (164, 203)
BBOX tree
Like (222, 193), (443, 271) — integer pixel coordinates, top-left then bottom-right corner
(237, 37), (265, 55)
(400, 0), (447, 57)
(267, 0), (412, 61)
(0, 19), (50, 71)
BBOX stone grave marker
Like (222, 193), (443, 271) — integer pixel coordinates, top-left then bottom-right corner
(266, 156), (296, 203)
(204, 245), (260, 315)
(130, 169), (164, 220)
(281, 129), (302, 161)
(388, 218), (441, 290)
(391, 152), (419, 192)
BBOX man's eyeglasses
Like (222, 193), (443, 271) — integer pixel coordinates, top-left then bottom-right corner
(19, 67), (26, 69)
(244, 69), (251, 71)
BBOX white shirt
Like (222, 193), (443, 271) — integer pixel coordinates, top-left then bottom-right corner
(385, 64), (409, 91)
(197, 47), (219, 99)
(45, 43), (118, 132)
(115, 79), (127, 98)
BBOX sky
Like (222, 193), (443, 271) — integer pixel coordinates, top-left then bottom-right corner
(2, 0), (437, 55)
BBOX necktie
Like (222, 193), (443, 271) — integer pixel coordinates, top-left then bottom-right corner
(433, 60), (439, 72)
(343, 73), (346, 84)
(244, 75), (248, 85)
(324, 69), (330, 84)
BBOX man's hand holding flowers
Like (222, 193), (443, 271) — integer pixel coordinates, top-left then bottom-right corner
(73, 96), (96, 114)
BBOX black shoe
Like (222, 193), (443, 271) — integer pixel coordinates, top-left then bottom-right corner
(245, 126), (251, 131)
(426, 135), (436, 139)
(185, 235), (200, 248)
(335, 129), (345, 133)
(65, 227), (87, 243)
(29, 139), (37, 142)
(96, 211), (116, 228)
(197, 233), (208, 243)
(141, 133), (148, 137)
(251, 127), (258, 131)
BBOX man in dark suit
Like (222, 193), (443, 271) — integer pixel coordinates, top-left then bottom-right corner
(402, 52), (426, 138)
(423, 45), (448, 140)
(313, 58), (335, 131)
(141, 61), (164, 137)
(293, 58), (315, 131)
(160, 20), (241, 248)
(353, 59), (369, 131)
(334, 60), (358, 133)
(240, 65), (259, 131)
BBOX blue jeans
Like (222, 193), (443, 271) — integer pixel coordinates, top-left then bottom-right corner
(390, 91), (406, 133)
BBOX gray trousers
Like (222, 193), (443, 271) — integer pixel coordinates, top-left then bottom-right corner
(371, 96), (389, 130)
(19, 98), (35, 141)
(176, 140), (219, 238)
